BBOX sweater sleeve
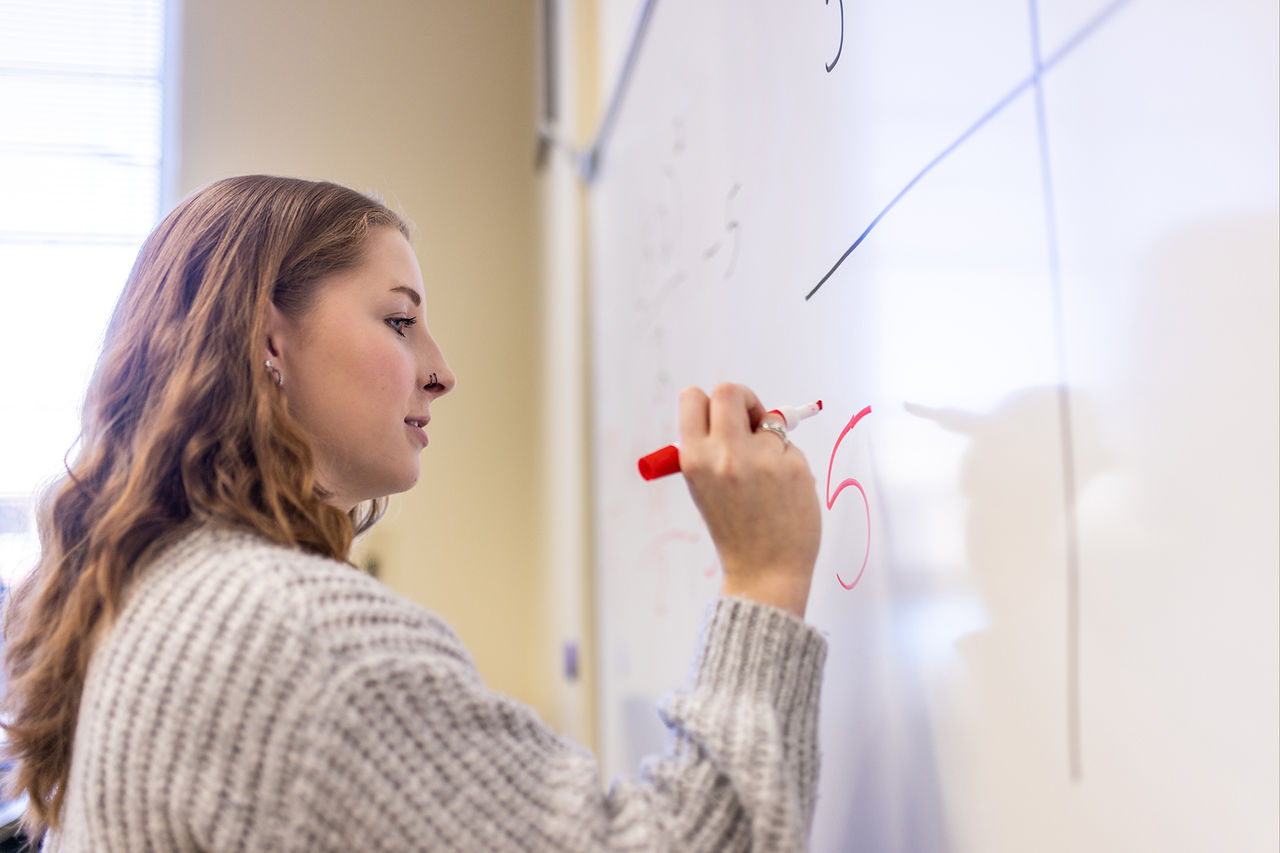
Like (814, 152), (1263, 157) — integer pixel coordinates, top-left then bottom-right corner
(281, 596), (827, 853)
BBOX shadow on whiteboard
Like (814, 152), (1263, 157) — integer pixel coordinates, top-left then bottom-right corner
(913, 386), (1106, 847)
(908, 386), (1106, 649)
(809, 386), (1107, 852)
(868, 212), (1277, 850)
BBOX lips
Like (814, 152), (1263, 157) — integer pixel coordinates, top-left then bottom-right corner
(405, 415), (430, 446)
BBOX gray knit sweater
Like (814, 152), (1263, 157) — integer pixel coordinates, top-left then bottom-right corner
(47, 524), (827, 852)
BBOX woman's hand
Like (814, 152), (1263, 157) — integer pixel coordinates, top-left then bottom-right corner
(677, 383), (822, 618)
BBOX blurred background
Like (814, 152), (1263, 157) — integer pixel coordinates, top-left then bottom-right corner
(0, 0), (597, 756)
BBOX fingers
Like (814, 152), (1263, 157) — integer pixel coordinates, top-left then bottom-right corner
(678, 386), (711, 444)
(678, 383), (756, 436)
(679, 383), (774, 460)
(708, 382), (767, 442)
(671, 383), (823, 618)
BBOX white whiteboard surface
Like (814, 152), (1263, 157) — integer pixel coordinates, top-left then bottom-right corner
(586, 1), (1279, 851)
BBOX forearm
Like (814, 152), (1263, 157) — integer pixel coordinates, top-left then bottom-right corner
(291, 597), (828, 852)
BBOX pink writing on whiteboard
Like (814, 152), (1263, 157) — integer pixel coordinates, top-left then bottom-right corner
(826, 405), (872, 589)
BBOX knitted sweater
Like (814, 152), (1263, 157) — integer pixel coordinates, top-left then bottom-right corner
(47, 524), (827, 852)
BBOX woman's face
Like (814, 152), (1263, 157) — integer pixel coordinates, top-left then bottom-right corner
(266, 226), (455, 509)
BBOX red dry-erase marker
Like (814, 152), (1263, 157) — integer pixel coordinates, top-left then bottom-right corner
(637, 400), (823, 480)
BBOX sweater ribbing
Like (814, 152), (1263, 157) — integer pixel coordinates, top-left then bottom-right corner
(46, 524), (827, 852)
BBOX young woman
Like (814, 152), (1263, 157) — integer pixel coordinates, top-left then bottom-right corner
(2, 175), (826, 851)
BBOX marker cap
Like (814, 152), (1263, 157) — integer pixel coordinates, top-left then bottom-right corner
(768, 400), (824, 430)
(638, 445), (681, 480)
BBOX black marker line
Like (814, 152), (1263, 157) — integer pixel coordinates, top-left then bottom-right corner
(1027, 0), (1084, 785)
(826, 0), (845, 73)
(806, 0), (1134, 300)
(725, 182), (742, 278)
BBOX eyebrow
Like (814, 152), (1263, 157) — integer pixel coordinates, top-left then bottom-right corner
(391, 285), (422, 307)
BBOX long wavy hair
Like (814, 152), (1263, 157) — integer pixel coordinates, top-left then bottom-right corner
(1, 174), (409, 835)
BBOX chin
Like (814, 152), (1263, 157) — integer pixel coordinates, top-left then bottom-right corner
(385, 465), (421, 496)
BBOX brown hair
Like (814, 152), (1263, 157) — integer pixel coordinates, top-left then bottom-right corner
(1, 175), (410, 835)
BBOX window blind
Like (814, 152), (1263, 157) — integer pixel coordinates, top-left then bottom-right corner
(0, 0), (167, 583)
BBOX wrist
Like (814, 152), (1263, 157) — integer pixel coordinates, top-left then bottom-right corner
(720, 572), (813, 618)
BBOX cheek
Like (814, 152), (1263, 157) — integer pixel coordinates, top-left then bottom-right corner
(347, 338), (414, 405)
(293, 332), (412, 438)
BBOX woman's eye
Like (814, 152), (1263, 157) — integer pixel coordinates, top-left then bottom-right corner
(387, 316), (417, 336)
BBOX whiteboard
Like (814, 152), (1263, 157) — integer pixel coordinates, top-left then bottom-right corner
(586, 0), (1279, 850)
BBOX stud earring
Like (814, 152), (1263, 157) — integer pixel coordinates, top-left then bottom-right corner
(264, 359), (283, 388)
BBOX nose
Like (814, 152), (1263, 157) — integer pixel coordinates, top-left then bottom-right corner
(420, 332), (456, 397)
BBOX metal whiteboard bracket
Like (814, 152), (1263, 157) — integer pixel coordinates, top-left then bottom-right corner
(534, 0), (560, 173)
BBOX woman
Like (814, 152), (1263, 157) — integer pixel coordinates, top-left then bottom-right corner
(2, 175), (826, 851)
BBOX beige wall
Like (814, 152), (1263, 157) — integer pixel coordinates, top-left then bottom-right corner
(174, 1), (560, 724)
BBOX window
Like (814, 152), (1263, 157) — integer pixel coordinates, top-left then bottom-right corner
(0, 0), (169, 585)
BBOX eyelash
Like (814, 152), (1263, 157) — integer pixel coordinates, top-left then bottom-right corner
(387, 316), (417, 337)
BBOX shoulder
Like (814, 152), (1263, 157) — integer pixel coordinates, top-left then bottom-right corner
(128, 522), (473, 674)
(69, 524), (478, 851)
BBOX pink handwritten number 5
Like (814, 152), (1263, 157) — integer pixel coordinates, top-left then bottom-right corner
(826, 405), (872, 589)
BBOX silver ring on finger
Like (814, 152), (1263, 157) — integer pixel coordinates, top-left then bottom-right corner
(759, 420), (789, 448)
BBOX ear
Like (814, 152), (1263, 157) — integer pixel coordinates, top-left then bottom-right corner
(264, 302), (288, 363)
